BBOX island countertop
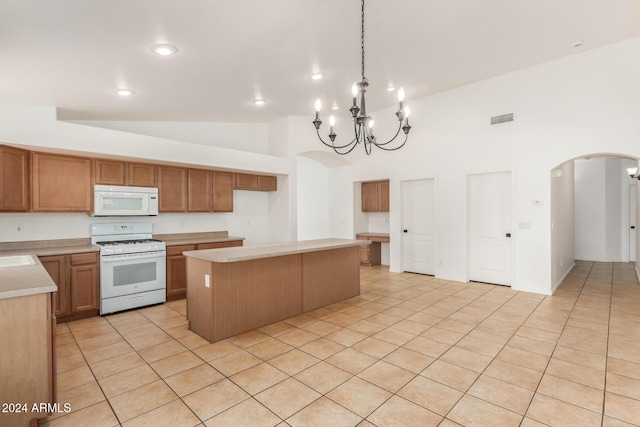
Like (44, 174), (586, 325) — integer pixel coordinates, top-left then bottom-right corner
(183, 238), (369, 263)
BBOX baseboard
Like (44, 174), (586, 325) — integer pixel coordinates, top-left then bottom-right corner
(551, 262), (576, 294)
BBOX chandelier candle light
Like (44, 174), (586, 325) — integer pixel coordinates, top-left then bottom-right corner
(313, 0), (412, 155)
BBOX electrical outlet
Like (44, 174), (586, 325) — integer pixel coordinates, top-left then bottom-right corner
(204, 274), (210, 288)
(15, 224), (24, 234)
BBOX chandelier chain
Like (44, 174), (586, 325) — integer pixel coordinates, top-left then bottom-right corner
(361, 0), (365, 81)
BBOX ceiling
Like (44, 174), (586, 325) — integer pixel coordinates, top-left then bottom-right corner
(2, 0), (640, 123)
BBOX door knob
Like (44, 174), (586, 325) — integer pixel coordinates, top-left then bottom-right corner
(403, 229), (408, 233)
(506, 233), (511, 237)
(632, 226), (636, 229)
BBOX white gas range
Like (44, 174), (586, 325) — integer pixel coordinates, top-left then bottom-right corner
(91, 223), (166, 315)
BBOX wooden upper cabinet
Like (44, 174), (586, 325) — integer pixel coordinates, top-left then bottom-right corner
(188, 169), (212, 212)
(0, 145), (30, 212)
(31, 152), (92, 212)
(362, 180), (390, 212)
(257, 175), (277, 191)
(212, 171), (233, 212)
(127, 163), (156, 187)
(95, 159), (125, 185)
(158, 166), (188, 212)
(235, 173), (277, 191)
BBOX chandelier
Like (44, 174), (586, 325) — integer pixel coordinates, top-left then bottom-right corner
(313, 0), (412, 155)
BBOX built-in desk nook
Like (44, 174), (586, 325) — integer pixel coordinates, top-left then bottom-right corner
(183, 238), (369, 343)
(356, 232), (390, 266)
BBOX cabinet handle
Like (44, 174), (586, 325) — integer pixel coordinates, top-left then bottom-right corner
(506, 233), (511, 238)
(403, 229), (408, 233)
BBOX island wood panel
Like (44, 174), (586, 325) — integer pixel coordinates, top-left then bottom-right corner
(301, 246), (360, 312)
(211, 255), (302, 341)
(0, 293), (54, 427)
(186, 257), (214, 342)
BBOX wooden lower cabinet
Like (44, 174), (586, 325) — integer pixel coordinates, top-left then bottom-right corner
(0, 292), (55, 427)
(40, 252), (99, 322)
(166, 240), (243, 301)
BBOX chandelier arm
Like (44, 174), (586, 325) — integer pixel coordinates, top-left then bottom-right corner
(372, 121), (403, 146)
(373, 133), (409, 151)
(316, 129), (359, 150)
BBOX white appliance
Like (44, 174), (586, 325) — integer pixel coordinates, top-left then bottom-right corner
(91, 223), (166, 315)
(94, 185), (159, 216)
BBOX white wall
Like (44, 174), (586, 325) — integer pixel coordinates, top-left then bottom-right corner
(283, 36), (640, 295)
(296, 156), (329, 240)
(550, 161), (575, 291)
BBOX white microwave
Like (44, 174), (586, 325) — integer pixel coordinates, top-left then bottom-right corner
(94, 185), (159, 216)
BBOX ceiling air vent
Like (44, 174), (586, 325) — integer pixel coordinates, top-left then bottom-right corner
(491, 113), (514, 125)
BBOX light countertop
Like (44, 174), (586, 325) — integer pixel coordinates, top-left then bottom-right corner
(0, 257), (57, 300)
(184, 238), (369, 263)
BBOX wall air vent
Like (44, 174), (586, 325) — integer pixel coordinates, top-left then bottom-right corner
(491, 113), (514, 125)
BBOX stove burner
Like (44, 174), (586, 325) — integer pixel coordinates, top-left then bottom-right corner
(96, 239), (163, 246)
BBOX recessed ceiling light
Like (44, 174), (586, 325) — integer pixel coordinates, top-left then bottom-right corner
(311, 73), (326, 80)
(572, 41), (583, 48)
(253, 98), (267, 106)
(150, 44), (179, 56)
(113, 88), (135, 96)
(386, 86), (395, 92)
(332, 105), (339, 110)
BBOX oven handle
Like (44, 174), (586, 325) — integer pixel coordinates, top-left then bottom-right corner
(101, 251), (166, 262)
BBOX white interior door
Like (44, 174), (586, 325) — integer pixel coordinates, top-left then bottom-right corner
(630, 184), (636, 262)
(402, 179), (435, 275)
(468, 172), (512, 286)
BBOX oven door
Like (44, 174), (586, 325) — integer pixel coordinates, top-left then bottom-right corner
(100, 251), (166, 299)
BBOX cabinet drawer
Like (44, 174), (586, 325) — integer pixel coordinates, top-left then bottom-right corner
(197, 240), (243, 250)
(166, 245), (196, 256)
(70, 252), (98, 266)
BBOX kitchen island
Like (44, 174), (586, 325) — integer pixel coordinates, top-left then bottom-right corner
(184, 238), (369, 343)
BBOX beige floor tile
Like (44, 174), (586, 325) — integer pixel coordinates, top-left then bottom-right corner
(71, 324), (116, 341)
(364, 313), (402, 327)
(420, 326), (465, 345)
(209, 349), (262, 376)
(496, 346), (550, 372)
(367, 395), (442, 427)
(76, 333), (124, 352)
(122, 399), (201, 427)
(326, 348), (378, 375)
(83, 341), (132, 364)
(448, 395), (522, 427)
(231, 362), (289, 395)
(357, 360), (415, 393)
(372, 328), (416, 346)
(456, 335), (504, 357)
(607, 357), (640, 381)
(137, 339), (187, 363)
(298, 338), (345, 360)
(284, 314), (317, 327)
(545, 358), (605, 389)
(246, 338), (295, 360)
(259, 321), (298, 337)
(324, 312), (362, 327)
(228, 330), (271, 348)
(351, 337), (399, 359)
(420, 360), (480, 392)
(327, 376), (392, 418)
(467, 375), (534, 414)
(49, 381), (105, 421)
(90, 351), (145, 380)
(483, 359), (543, 391)
(382, 347), (434, 373)
(192, 340), (241, 362)
(99, 364), (160, 398)
(347, 319), (387, 335)
(255, 378), (321, 419)
(515, 325), (561, 344)
(164, 323), (192, 339)
(127, 330), (173, 350)
(43, 401), (118, 427)
(177, 332), (210, 349)
(109, 380), (178, 422)
(294, 362), (352, 394)
(287, 396), (362, 427)
(404, 336), (450, 358)
(527, 394), (602, 427)
(149, 350), (204, 378)
(553, 345), (607, 370)
(276, 329), (320, 347)
(605, 392), (640, 425)
(602, 415), (639, 427)
(183, 379), (250, 421)
(300, 320), (342, 336)
(56, 365), (95, 393)
(56, 333), (76, 347)
(56, 352), (86, 374)
(67, 316), (110, 332)
(268, 349), (320, 376)
(440, 346), (493, 373)
(324, 328), (368, 347)
(397, 375), (463, 416)
(56, 342), (81, 358)
(165, 363), (225, 397)
(537, 374), (604, 412)
(204, 398), (282, 427)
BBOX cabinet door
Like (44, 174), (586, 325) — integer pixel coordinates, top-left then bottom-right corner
(40, 255), (68, 317)
(257, 175), (277, 191)
(212, 171), (233, 212)
(235, 173), (257, 190)
(0, 145), (30, 212)
(188, 169), (212, 212)
(158, 166), (188, 212)
(166, 255), (188, 298)
(70, 263), (99, 313)
(95, 159), (125, 185)
(361, 182), (379, 212)
(32, 153), (92, 212)
(127, 163), (157, 187)
(378, 180), (390, 212)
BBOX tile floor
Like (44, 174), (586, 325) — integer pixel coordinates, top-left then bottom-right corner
(41, 261), (640, 427)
